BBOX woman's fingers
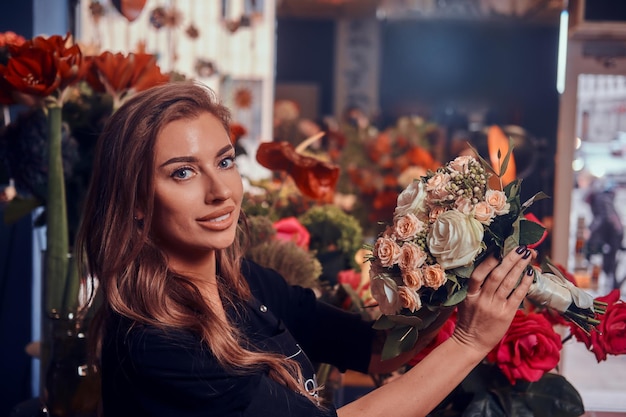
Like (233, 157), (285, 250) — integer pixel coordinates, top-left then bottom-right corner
(466, 254), (499, 297)
(478, 246), (534, 299)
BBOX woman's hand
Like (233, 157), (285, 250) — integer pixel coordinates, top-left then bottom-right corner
(451, 246), (535, 356)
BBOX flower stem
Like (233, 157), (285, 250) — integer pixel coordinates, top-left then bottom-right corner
(44, 104), (70, 316)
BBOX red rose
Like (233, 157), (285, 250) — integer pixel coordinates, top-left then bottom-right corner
(487, 310), (562, 385)
(408, 310), (457, 366)
(571, 290), (626, 362)
(273, 217), (310, 250)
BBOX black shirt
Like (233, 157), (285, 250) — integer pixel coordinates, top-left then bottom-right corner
(101, 259), (376, 416)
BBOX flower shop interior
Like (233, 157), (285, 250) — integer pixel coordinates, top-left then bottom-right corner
(1, 0), (626, 416)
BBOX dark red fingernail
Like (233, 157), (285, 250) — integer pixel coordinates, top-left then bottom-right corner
(515, 245), (527, 254)
(522, 249), (532, 259)
(526, 267), (534, 275)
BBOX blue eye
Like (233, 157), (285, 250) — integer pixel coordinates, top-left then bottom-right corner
(220, 155), (236, 169)
(171, 167), (194, 180)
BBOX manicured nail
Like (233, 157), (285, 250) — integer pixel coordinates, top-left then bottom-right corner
(522, 249), (532, 259)
(526, 267), (534, 275)
(515, 245), (527, 254)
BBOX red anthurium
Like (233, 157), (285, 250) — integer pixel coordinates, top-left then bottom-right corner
(256, 141), (340, 202)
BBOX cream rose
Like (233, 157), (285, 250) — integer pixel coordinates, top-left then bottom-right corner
(428, 210), (484, 269)
(370, 274), (402, 315)
(398, 242), (428, 271)
(394, 180), (427, 220)
(374, 236), (402, 267)
(398, 286), (422, 313)
(455, 196), (474, 215)
(473, 201), (496, 225)
(395, 213), (425, 241)
(485, 189), (510, 215)
(423, 264), (447, 289)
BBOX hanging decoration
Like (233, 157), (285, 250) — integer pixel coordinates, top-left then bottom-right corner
(185, 24), (200, 39)
(234, 86), (253, 109)
(194, 59), (217, 78)
(149, 6), (168, 29)
(89, 1), (106, 22)
(111, 0), (148, 22)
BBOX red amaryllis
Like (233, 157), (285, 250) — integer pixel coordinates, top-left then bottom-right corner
(256, 141), (340, 202)
(229, 123), (247, 144)
(570, 289), (626, 362)
(86, 51), (169, 107)
(487, 310), (562, 385)
(0, 31), (26, 47)
(0, 45), (60, 97)
(273, 217), (310, 249)
(28, 33), (85, 90)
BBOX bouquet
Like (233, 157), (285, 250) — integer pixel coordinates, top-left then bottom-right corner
(367, 145), (606, 359)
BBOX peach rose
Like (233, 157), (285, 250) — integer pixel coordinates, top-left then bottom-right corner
(395, 213), (425, 241)
(426, 172), (451, 201)
(398, 286), (422, 312)
(370, 274), (402, 315)
(423, 264), (447, 289)
(429, 205), (447, 223)
(448, 155), (475, 174)
(394, 180), (428, 220)
(473, 201), (496, 225)
(398, 242), (428, 271)
(374, 236), (401, 267)
(402, 269), (424, 290)
(428, 210), (484, 269)
(455, 196), (474, 215)
(485, 189), (510, 215)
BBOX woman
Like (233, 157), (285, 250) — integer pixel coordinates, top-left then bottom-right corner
(76, 81), (535, 417)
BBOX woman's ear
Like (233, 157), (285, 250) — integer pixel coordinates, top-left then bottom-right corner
(134, 209), (144, 221)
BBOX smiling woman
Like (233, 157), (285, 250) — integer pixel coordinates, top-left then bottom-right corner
(75, 80), (537, 417)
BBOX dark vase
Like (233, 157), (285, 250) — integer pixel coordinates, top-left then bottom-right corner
(41, 315), (100, 417)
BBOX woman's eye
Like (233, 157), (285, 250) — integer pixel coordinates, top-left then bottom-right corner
(171, 167), (194, 180)
(220, 155), (236, 169)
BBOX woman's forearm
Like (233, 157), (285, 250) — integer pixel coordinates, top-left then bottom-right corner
(339, 335), (486, 417)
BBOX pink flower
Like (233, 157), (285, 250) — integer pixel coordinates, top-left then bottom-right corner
(273, 217), (310, 249)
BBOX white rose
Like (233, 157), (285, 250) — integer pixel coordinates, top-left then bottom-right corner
(428, 210), (484, 270)
(394, 180), (427, 220)
(370, 274), (402, 315)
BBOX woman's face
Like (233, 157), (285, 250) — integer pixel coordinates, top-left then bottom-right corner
(150, 112), (243, 262)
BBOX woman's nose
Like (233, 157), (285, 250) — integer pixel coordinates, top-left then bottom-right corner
(204, 173), (232, 202)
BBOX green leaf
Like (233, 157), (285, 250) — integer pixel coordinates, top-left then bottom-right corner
(521, 191), (551, 212)
(519, 218), (547, 246)
(385, 314), (425, 327)
(497, 137), (515, 179)
(372, 315), (396, 330)
(3, 196), (42, 224)
(523, 374), (585, 417)
(381, 325), (414, 360)
(463, 391), (508, 417)
(443, 286), (468, 306)
(452, 265), (474, 279)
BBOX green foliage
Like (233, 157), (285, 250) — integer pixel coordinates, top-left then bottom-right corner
(428, 363), (585, 417)
(298, 204), (364, 269)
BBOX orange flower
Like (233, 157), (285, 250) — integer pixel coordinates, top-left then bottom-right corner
(256, 141), (339, 202)
(28, 33), (85, 90)
(229, 123), (247, 144)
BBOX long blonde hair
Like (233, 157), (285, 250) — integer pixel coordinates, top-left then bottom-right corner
(76, 81), (313, 400)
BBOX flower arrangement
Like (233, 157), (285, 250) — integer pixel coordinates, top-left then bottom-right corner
(335, 115), (442, 237)
(366, 146), (604, 360)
